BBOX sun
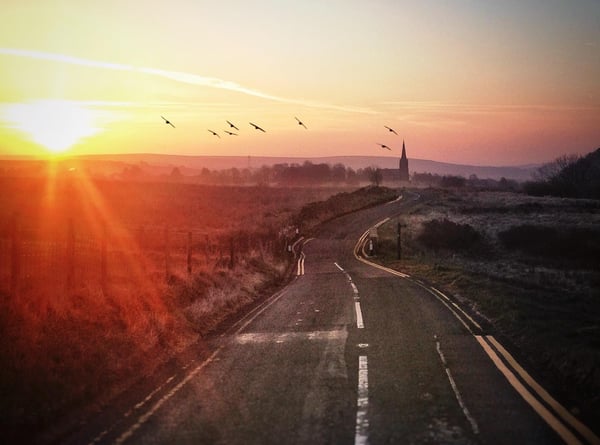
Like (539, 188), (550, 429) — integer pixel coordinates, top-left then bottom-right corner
(2, 99), (101, 153)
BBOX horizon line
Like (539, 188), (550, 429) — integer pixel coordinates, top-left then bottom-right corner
(0, 152), (543, 168)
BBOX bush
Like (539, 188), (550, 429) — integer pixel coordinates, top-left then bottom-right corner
(417, 218), (484, 252)
(498, 224), (600, 267)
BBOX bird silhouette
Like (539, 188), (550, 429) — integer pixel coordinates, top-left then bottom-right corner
(208, 129), (220, 138)
(295, 116), (307, 129)
(224, 130), (238, 136)
(376, 143), (391, 151)
(249, 122), (266, 132)
(384, 125), (398, 135)
(226, 120), (239, 131)
(161, 116), (175, 128)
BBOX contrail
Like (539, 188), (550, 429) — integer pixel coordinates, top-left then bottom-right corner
(0, 47), (376, 115)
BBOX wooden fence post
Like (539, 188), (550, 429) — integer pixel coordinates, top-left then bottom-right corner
(10, 213), (20, 297)
(66, 218), (75, 291)
(229, 236), (235, 269)
(164, 226), (170, 282)
(187, 231), (192, 275)
(205, 234), (210, 264)
(101, 223), (107, 292)
(397, 222), (402, 260)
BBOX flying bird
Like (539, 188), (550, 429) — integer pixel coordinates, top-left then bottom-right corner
(161, 116), (175, 128)
(249, 122), (266, 132)
(295, 116), (307, 129)
(224, 130), (238, 136)
(208, 129), (220, 138)
(384, 125), (398, 135)
(226, 120), (239, 131)
(376, 143), (391, 151)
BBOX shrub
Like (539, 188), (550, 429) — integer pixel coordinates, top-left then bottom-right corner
(498, 224), (600, 267)
(417, 218), (484, 252)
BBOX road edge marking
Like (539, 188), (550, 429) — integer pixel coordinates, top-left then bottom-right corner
(486, 336), (600, 445)
(355, 355), (369, 445)
(475, 335), (583, 445)
(435, 336), (479, 435)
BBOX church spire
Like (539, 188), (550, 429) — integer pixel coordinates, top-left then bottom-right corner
(399, 139), (409, 182)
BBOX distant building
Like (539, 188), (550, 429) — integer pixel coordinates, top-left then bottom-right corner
(399, 140), (409, 182)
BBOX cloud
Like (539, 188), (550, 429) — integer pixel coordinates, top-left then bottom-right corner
(1, 48), (376, 115)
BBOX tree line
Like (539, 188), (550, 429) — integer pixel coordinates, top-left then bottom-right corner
(162, 161), (385, 186)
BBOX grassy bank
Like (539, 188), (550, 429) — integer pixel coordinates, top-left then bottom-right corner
(373, 188), (600, 425)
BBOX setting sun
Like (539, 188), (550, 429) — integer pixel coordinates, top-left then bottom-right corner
(2, 99), (101, 153)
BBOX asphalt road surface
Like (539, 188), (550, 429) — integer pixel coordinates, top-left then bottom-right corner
(63, 193), (599, 445)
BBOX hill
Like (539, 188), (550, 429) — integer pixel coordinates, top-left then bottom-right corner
(66, 153), (536, 181)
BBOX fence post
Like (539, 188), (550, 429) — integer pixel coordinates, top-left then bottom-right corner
(205, 234), (210, 264)
(187, 231), (192, 275)
(397, 222), (402, 260)
(66, 218), (75, 291)
(101, 223), (107, 292)
(10, 213), (20, 297)
(138, 225), (145, 249)
(164, 226), (170, 282)
(229, 236), (235, 269)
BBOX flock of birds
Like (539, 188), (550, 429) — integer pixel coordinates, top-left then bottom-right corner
(160, 116), (400, 151)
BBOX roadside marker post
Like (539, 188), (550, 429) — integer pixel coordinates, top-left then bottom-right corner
(397, 221), (406, 260)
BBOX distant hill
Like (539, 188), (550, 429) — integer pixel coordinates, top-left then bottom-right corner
(71, 153), (537, 181)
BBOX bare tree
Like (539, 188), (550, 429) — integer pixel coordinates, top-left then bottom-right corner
(365, 166), (383, 186)
(532, 154), (579, 182)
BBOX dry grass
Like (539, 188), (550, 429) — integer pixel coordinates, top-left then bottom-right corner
(0, 174), (344, 441)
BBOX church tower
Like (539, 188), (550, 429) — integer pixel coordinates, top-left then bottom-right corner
(399, 140), (409, 182)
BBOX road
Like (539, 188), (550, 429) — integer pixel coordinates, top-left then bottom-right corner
(64, 193), (599, 445)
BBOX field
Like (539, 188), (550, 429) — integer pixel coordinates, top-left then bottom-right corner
(374, 188), (600, 424)
(0, 167), (362, 440)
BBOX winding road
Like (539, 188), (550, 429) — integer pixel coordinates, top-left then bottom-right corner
(64, 193), (599, 445)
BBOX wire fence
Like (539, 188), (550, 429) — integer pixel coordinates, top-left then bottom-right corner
(0, 215), (292, 297)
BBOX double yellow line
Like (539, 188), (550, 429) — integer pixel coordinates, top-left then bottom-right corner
(354, 218), (600, 445)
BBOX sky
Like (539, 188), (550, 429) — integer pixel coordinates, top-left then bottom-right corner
(0, 0), (599, 166)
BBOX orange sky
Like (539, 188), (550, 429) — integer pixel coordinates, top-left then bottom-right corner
(1, 0), (599, 165)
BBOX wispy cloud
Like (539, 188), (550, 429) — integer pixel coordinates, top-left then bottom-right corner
(0, 47), (376, 115)
(378, 100), (600, 114)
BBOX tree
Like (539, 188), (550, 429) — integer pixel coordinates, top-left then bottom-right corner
(365, 166), (383, 186)
(440, 175), (466, 188)
(525, 149), (600, 198)
(331, 163), (346, 182)
(170, 167), (183, 180)
(532, 154), (579, 182)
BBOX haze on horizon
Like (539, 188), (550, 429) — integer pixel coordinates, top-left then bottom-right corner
(0, 0), (599, 166)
